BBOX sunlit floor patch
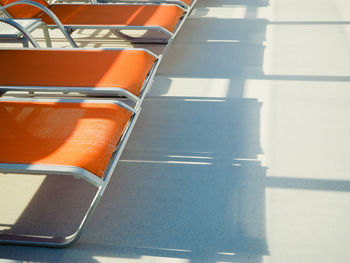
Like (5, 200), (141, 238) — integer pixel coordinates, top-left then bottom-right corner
(0, 173), (46, 229)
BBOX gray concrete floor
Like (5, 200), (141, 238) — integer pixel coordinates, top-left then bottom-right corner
(1, 0), (350, 262)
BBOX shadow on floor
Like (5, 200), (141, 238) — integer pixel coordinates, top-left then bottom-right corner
(0, 97), (268, 263)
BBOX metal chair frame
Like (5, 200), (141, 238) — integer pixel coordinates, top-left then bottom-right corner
(0, 97), (139, 247)
(0, 0), (188, 47)
(0, 17), (51, 47)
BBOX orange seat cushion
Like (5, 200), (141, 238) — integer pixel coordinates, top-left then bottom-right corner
(0, 49), (156, 96)
(39, 4), (184, 33)
(0, 101), (132, 178)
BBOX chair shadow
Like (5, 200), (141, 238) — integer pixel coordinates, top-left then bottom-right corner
(0, 97), (268, 263)
(83, 97), (268, 263)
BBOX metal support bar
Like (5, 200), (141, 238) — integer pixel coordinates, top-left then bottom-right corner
(37, 21), (52, 47)
(0, 0), (78, 47)
(0, 18), (40, 47)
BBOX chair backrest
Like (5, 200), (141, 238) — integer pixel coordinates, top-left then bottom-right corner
(0, 0), (49, 19)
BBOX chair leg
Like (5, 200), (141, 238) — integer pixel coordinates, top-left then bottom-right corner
(21, 37), (29, 48)
(0, 185), (103, 248)
(38, 22), (52, 48)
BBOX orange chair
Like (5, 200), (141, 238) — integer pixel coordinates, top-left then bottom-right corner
(96, 0), (197, 12)
(0, 0), (186, 46)
(0, 48), (160, 107)
(0, 97), (137, 246)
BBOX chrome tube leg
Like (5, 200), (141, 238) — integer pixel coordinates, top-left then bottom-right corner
(39, 22), (52, 47)
(22, 37), (29, 47)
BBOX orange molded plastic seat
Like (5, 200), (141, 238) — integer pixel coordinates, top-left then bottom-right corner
(40, 4), (184, 33)
(0, 49), (157, 96)
(0, 101), (132, 177)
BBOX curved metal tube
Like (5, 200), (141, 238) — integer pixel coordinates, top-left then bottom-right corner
(0, 0), (78, 47)
(0, 184), (104, 247)
(0, 18), (40, 47)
